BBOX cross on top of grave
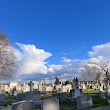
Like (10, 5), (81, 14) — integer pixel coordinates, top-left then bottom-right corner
(12, 86), (17, 96)
(73, 77), (78, 88)
(28, 81), (34, 91)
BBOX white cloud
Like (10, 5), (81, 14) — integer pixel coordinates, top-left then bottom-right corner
(61, 57), (73, 63)
(15, 43), (52, 75)
(61, 57), (83, 63)
(48, 63), (81, 80)
(88, 42), (110, 60)
(13, 42), (110, 81)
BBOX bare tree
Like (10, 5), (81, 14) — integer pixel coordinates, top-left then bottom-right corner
(89, 60), (110, 90)
(0, 33), (17, 79)
(80, 62), (101, 81)
(89, 60), (110, 81)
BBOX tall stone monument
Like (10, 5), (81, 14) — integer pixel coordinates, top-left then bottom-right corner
(70, 77), (82, 100)
(28, 81), (34, 91)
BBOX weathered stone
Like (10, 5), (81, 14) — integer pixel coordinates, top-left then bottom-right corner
(12, 100), (35, 110)
(42, 98), (59, 110)
(77, 94), (93, 110)
(0, 94), (6, 103)
(16, 93), (26, 102)
(25, 91), (41, 106)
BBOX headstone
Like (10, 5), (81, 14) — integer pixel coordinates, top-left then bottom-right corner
(28, 81), (34, 91)
(108, 99), (110, 105)
(59, 92), (67, 102)
(52, 93), (59, 98)
(99, 86), (104, 92)
(99, 83), (104, 92)
(16, 93), (26, 102)
(73, 77), (78, 88)
(12, 100), (35, 110)
(0, 94), (6, 103)
(10, 87), (18, 96)
(42, 86), (52, 94)
(60, 85), (67, 92)
(107, 88), (110, 97)
(71, 88), (82, 100)
(77, 94), (93, 110)
(42, 98), (59, 110)
(99, 91), (106, 99)
(71, 78), (82, 100)
(25, 91), (41, 106)
(57, 88), (62, 93)
(82, 83), (87, 89)
(52, 93), (67, 102)
(0, 90), (8, 97)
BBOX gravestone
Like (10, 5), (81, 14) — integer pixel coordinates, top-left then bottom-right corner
(99, 87), (103, 92)
(99, 83), (104, 92)
(82, 83), (87, 89)
(77, 94), (93, 110)
(10, 87), (18, 96)
(57, 88), (62, 93)
(52, 92), (67, 102)
(71, 78), (82, 100)
(12, 100), (35, 110)
(42, 98), (59, 110)
(0, 90), (8, 97)
(28, 81), (34, 91)
(107, 87), (110, 97)
(16, 93), (26, 102)
(99, 91), (106, 99)
(60, 85), (67, 92)
(42, 86), (51, 94)
(0, 94), (6, 103)
(52, 93), (59, 99)
(25, 91), (41, 106)
(59, 92), (67, 102)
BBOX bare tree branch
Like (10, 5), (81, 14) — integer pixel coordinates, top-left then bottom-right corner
(0, 33), (17, 79)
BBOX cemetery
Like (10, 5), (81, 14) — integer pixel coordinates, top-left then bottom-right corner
(0, 78), (109, 110)
(0, 2), (110, 109)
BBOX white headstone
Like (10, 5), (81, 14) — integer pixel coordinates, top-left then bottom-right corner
(42, 98), (59, 110)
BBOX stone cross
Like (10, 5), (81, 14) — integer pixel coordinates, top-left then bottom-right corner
(28, 81), (34, 91)
(73, 77), (78, 88)
(12, 86), (16, 96)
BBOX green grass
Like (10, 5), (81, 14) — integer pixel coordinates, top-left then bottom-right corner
(6, 96), (16, 100)
(82, 89), (99, 94)
(60, 101), (77, 110)
(92, 94), (108, 108)
(41, 94), (51, 100)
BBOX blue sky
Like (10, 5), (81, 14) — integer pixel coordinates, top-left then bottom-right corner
(0, 0), (110, 81)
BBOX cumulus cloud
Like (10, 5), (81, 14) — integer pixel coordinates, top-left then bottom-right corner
(15, 43), (52, 75)
(13, 42), (110, 81)
(88, 42), (110, 60)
